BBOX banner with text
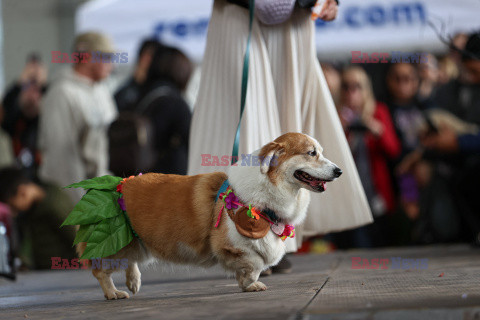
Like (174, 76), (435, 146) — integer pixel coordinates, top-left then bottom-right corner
(76, 0), (480, 63)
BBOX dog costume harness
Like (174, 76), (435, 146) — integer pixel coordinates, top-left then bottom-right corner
(214, 179), (295, 241)
(61, 175), (140, 260)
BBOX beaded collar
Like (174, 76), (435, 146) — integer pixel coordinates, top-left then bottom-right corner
(214, 180), (295, 241)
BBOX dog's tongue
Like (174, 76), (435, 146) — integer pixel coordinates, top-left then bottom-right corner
(310, 180), (326, 190)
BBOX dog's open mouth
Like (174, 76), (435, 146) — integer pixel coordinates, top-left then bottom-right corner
(294, 170), (330, 192)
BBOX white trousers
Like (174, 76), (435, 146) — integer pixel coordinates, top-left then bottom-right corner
(188, 0), (372, 251)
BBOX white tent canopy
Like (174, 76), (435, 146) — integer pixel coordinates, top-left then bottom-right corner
(76, 0), (213, 63)
(76, 0), (480, 63)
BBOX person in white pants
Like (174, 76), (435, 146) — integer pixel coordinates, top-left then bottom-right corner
(188, 0), (372, 272)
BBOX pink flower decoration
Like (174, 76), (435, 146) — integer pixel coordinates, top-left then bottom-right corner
(118, 197), (126, 211)
(224, 192), (239, 210)
(281, 225), (295, 238)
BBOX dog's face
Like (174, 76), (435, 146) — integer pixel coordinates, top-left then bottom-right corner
(259, 133), (342, 192)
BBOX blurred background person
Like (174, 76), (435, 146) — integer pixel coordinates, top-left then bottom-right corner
(333, 66), (400, 248)
(417, 54), (440, 105)
(138, 45), (192, 174)
(437, 55), (460, 85)
(0, 167), (75, 270)
(435, 33), (480, 125)
(416, 32), (480, 244)
(0, 196), (15, 279)
(383, 62), (433, 225)
(114, 39), (161, 112)
(0, 104), (15, 169)
(392, 33), (480, 245)
(38, 32), (118, 202)
(321, 63), (342, 106)
(109, 45), (192, 176)
(448, 32), (469, 71)
(1, 53), (47, 180)
(0, 155), (16, 279)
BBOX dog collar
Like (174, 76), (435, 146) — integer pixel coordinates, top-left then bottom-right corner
(214, 180), (295, 241)
(215, 180), (279, 222)
(263, 208), (281, 224)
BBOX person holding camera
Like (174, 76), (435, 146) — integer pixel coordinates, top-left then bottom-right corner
(335, 66), (401, 247)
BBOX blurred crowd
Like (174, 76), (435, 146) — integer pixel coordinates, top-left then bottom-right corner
(321, 32), (480, 250)
(0, 33), (192, 277)
(0, 30), (479, 277)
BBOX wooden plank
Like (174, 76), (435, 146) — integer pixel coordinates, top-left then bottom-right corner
(301, 245), (480, 320)
(0, 254), (337, 319)
(1, 245), (479, 319)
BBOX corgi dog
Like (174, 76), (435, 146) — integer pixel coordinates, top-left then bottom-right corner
(76, 132), (342, 299)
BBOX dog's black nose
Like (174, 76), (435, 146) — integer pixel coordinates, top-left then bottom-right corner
(334, 167), (343, 177)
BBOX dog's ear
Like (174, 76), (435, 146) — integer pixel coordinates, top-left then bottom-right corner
(259, 142), (284, 174)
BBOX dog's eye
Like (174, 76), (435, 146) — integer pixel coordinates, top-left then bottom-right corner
(307, 150), (317, 157)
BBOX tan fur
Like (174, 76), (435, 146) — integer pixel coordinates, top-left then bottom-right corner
(259, 132), (321, 184)
(122, 172), (227, 265)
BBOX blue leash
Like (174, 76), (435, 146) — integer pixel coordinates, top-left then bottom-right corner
(215, 179), (230, 202)
(224, 1), (283, 224)
(231, 0), (255, 165)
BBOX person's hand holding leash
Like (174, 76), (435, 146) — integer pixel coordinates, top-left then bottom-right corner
(313, 0), (338, 21)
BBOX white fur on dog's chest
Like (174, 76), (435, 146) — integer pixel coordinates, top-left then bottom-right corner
(225, 217), (286, 268)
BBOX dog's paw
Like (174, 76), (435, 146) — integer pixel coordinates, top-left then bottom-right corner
(243, 281), (267, 292)
(126, 277), (141, 294)
(105, 290), (130, 300)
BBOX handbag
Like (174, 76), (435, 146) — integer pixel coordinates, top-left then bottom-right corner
(255, 0), (296, 25)
(227, 0), (297, 25)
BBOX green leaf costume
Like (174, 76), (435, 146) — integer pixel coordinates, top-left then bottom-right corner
(61, 175), (137, 259)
